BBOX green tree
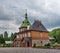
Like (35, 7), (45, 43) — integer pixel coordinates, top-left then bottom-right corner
(0, 36), (5, 45)
(0, 34), (3, 38)
(11, 33), (14, 41)
(49, 28), (60, 43)
(11, 33), (16, 41)
(56, 31), (60, 43)
(4, 31), (9, 41)
(4, 31), (8, 38)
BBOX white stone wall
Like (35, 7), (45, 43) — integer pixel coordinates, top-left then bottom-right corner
(42, 40), (50, 44)
(32, 39), (50, 46)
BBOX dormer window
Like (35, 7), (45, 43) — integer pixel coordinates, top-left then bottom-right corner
(23, 21), (24, 23)
(27, 25), (30, 30)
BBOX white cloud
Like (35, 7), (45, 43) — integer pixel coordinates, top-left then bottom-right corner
(0, 0), (60, 35)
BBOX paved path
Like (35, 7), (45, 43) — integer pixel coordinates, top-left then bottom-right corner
(0, 47), (60, 53)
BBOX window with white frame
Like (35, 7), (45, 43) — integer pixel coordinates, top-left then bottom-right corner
(25, 33), (27, 37)
(27, 26), (30, 30)
(28, 32), (31, 37)
(17, 35), (19, 39)
(20, 34), (22, 39)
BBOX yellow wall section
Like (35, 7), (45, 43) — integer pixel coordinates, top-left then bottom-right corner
(31, 31), (49, 40)
(31, 31), (40, 39)
(41, 32), (49, 40)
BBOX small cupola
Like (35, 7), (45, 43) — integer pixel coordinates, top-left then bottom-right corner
(21, 10), (30, 28)
(19, 10), (31, 32)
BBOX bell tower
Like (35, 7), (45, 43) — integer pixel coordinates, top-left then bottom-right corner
(19, 10), (31, 32)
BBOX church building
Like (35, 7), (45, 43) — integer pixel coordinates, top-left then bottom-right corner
(12, 12), (49, 47)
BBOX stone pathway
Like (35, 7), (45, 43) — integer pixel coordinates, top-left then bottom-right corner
(0, 47), (60, 53)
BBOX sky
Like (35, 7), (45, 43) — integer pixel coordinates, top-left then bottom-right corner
(0, 0), (60, 35)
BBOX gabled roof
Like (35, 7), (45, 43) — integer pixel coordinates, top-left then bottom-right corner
(30, 20), (47, 32)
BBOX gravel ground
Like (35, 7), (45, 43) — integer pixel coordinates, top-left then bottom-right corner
(0, 47), (60, 53)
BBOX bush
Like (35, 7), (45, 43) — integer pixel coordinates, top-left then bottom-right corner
(51, 43), (60, 48)
(5, 44), (11, 47)
(37, 46), (46, 48)
(33, 43), (36, 47)
(44, 43), (51, 48)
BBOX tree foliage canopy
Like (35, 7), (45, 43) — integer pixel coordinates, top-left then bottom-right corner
(11, 33), (16, 41)
(4, 31), (8, 38)
(0, 35), (5, 44)
(49, 28), (60, 43)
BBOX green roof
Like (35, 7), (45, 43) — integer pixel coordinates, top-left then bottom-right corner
(21, 11), (31, 28)
(21, 18), (30, 28)
(5, 41), (12, 44)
